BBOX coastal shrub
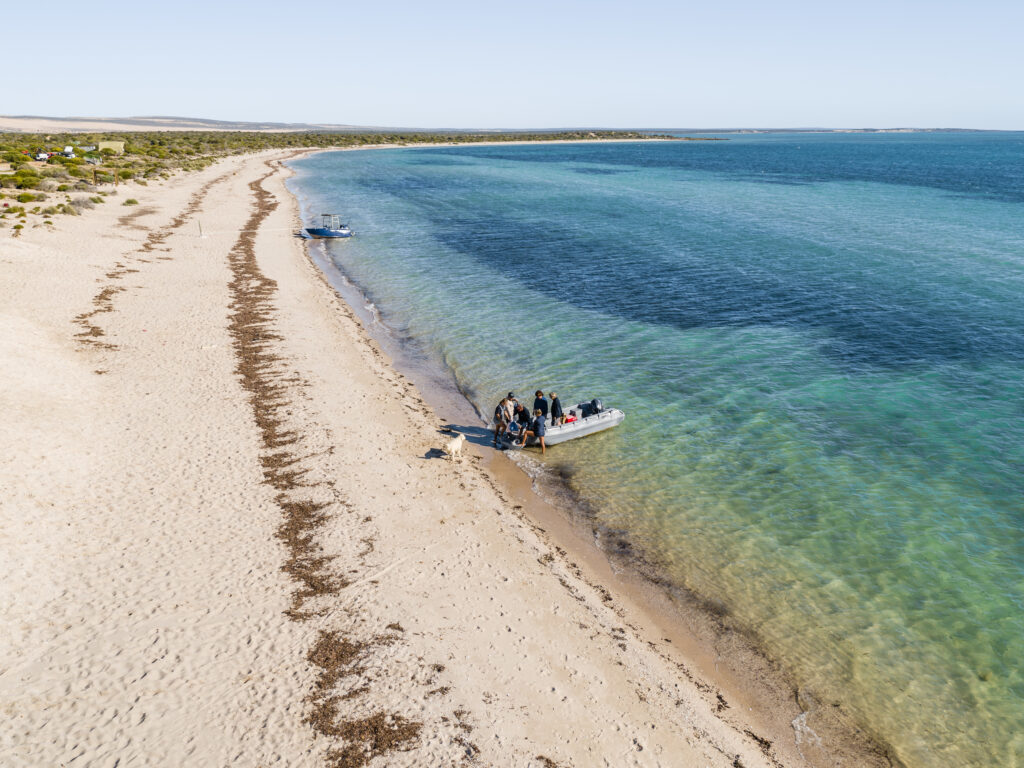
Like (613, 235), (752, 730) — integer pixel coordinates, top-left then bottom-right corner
(57, 184), (69, 191)
(16, 192), (36, 203)
(42, 206), (60, 215)
(71, 197), (94, 210)
(123, 198), (138, 206)
(60, 203), (78, 215)
(118, 170), (133, 180)
(12, 171), (41, 189)
(89, 196), (104, 204)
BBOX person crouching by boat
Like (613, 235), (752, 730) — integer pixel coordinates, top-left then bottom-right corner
(519, 408), (547, 454)
(513, 402), (531, 430)
(533, 390), (549, 423)
(493, 397), (513, 446)
(549, 392), (564, 425)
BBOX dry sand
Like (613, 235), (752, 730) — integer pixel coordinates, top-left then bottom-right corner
(0, 149), (889, 767)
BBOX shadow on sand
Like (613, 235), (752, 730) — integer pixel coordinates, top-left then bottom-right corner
(421, 423), (495, 460)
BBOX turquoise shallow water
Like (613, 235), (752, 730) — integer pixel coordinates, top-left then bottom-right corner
(288, 134), (1024, 767)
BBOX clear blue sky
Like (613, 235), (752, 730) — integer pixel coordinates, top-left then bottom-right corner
(6, 0), (1022, 129)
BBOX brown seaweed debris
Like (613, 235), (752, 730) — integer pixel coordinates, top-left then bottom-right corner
(305, 631), (419, 767)
(226, 157), (425, 765)
(324, 712), (422, 768)
(224, 163), (342, 617)
(74, 171), (229, 349)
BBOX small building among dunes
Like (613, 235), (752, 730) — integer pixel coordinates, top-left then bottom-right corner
(97, 141), (126, 155)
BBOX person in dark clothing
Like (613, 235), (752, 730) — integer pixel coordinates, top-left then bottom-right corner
(549, 392), (564, 426)
(533, 390), (549, 422)
(514, 402), (531, 427)
(518, 408), (547, 454)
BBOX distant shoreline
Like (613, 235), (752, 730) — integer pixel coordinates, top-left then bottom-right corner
(0, 114), (1013, 134)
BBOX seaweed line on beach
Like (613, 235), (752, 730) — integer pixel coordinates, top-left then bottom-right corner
(224, 162), (346, 619)
(224, 158), (427, 766)
(73, 171), (230, 349)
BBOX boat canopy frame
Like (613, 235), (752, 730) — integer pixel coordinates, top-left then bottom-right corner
(320, 214), (345, 230)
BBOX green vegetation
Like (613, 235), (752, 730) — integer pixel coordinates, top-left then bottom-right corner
(0, 129), (670, 230)
(2, 129), (663, 186)
(123, 198), (138, 206)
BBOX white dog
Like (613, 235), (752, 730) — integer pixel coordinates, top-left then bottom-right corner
(443, 432), (466, 462)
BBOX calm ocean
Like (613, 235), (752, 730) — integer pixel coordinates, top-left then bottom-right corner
(287, 133), (1024, 768)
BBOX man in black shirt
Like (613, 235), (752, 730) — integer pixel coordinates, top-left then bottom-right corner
(514, 403), (532, 427)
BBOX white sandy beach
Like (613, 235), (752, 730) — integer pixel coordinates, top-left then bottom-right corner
(0, 149), (889, 767)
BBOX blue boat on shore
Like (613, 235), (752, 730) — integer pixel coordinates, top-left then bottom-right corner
(305, 213), (353, 239)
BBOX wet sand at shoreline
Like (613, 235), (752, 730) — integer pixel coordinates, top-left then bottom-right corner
(0, 148), (893, 766)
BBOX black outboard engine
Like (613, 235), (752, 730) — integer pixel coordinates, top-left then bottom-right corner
(579, 402), (593, 417)
(591, 398), (603, 414)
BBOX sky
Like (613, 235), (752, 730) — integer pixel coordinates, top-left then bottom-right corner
(4, 0), (1023, 129)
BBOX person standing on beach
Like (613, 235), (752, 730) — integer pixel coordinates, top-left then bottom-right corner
(533, 391), (549, 423)
(549, 392), (564, 426)
(493, 397), (512, 446)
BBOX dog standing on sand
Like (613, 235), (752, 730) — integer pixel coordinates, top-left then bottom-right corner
(443, 432), (466, 462)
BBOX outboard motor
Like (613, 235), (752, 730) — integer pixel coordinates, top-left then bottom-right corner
(591, 398), (603, 414)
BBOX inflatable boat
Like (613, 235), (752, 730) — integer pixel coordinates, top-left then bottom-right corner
(500, 399), (624, 449)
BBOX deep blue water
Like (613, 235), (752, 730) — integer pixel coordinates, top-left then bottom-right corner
(288, 133), (1024, 768)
